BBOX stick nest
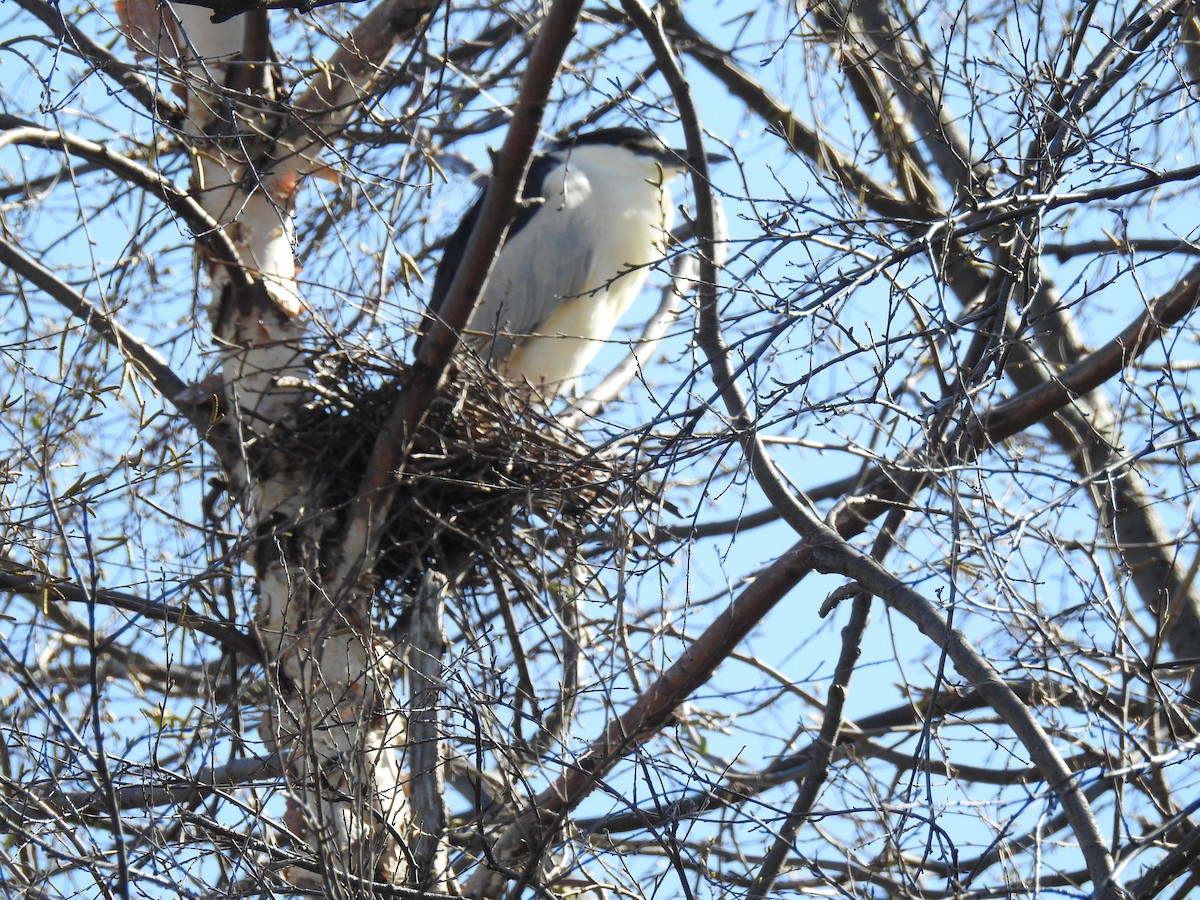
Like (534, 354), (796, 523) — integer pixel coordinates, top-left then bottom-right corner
(281, 354), (649, 595)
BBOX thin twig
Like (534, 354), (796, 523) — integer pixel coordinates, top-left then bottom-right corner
(0, 234), (239, 470)
(10, 0), (183, 124)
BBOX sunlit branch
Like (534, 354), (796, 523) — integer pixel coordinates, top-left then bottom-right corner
(336, 0), (586, 595)
(861, 0), (991, 202)
(557, 196), (1200, 894)
(0, 117), (251, 291)
(406, 572), (451, 887)
(747, 590), (870, 899)
(575, 678), (1116, 835)
(1050, 238), (1200, 260)
(574, 12), (1123, 890)
(1128, 820), (1200, 899)
(799, 0), (943, 213)
(976, 258), (1200, 443)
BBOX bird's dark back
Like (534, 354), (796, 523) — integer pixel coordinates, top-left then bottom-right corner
(427, 152), (561, 313)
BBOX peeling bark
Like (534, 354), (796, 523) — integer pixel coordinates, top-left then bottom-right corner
(112, 0), (437, 885)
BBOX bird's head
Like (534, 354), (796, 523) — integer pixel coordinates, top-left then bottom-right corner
(548, 126), (719, 181)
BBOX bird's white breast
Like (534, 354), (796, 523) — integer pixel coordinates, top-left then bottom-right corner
(499, 147), (677, 390)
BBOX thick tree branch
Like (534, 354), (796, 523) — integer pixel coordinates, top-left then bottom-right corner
(0, 233), (239, 471)
(576, 678), (1117, 835)
(405, 572), (451, 889)
(832, 0), (991, 203)
(823, 258), (1200, 541)
(665, 4), (1200, 694)
(1050, 238), (1200, 259)
(0, 560), (259, 656)
(663, 5), (929, 226)
(485, 541), (817, 883)
(473, 145), (1200, 900)
(800, 534), (1123, 897)
(799, 0), (943, 212)
(1036, 0), (1187, 171)
(331, 0), (586, 593)
(1129, 818), (1200, 899)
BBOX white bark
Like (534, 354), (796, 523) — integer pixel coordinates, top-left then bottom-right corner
(115, 0), (425, 885)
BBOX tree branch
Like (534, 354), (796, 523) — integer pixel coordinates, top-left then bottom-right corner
(975, 260), (1200, 444)
(746, 593), (870, 899)
(0, 560), (259, 656)
(10, 0), (184, 124)
(406, 571), (451, 889)
(273, 0), (440, 173)
(331, 0), (586, 593)
(0, 233), (239, 471)
(0, 118), (251, 291)
(6, 755), (282, 820)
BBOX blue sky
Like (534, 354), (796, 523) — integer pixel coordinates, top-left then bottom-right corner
(3, 0), (1200, 895)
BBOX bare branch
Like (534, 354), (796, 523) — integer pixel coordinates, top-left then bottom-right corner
(275, 0), (440, 172)
(0, 117), (251, 291)
(625, 3), (1123, 892)
(332, 0), (587, 591)
(10, 0), (184, 124)
(0, 233), (239, 469)
(746, 592), (869, 899)
(0, 560), (259, 655)
(976, 260), (1200, 443)
(7, 755), (282, 820)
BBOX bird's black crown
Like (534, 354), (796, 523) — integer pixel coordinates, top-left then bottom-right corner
(551, 125), (688, 166)
(552, 125), (658, 149)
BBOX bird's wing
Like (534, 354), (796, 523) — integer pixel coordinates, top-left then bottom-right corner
(465, 194), (597, 362)
(426, 154), (559, 321)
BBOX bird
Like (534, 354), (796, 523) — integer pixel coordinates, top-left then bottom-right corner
(426, 126), (704, 395)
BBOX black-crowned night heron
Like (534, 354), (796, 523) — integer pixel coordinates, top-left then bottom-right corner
(427, 126), (704, 395)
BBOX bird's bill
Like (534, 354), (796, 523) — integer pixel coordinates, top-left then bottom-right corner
(657, 148), (729, 171)
(662, 148), (732, 168)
